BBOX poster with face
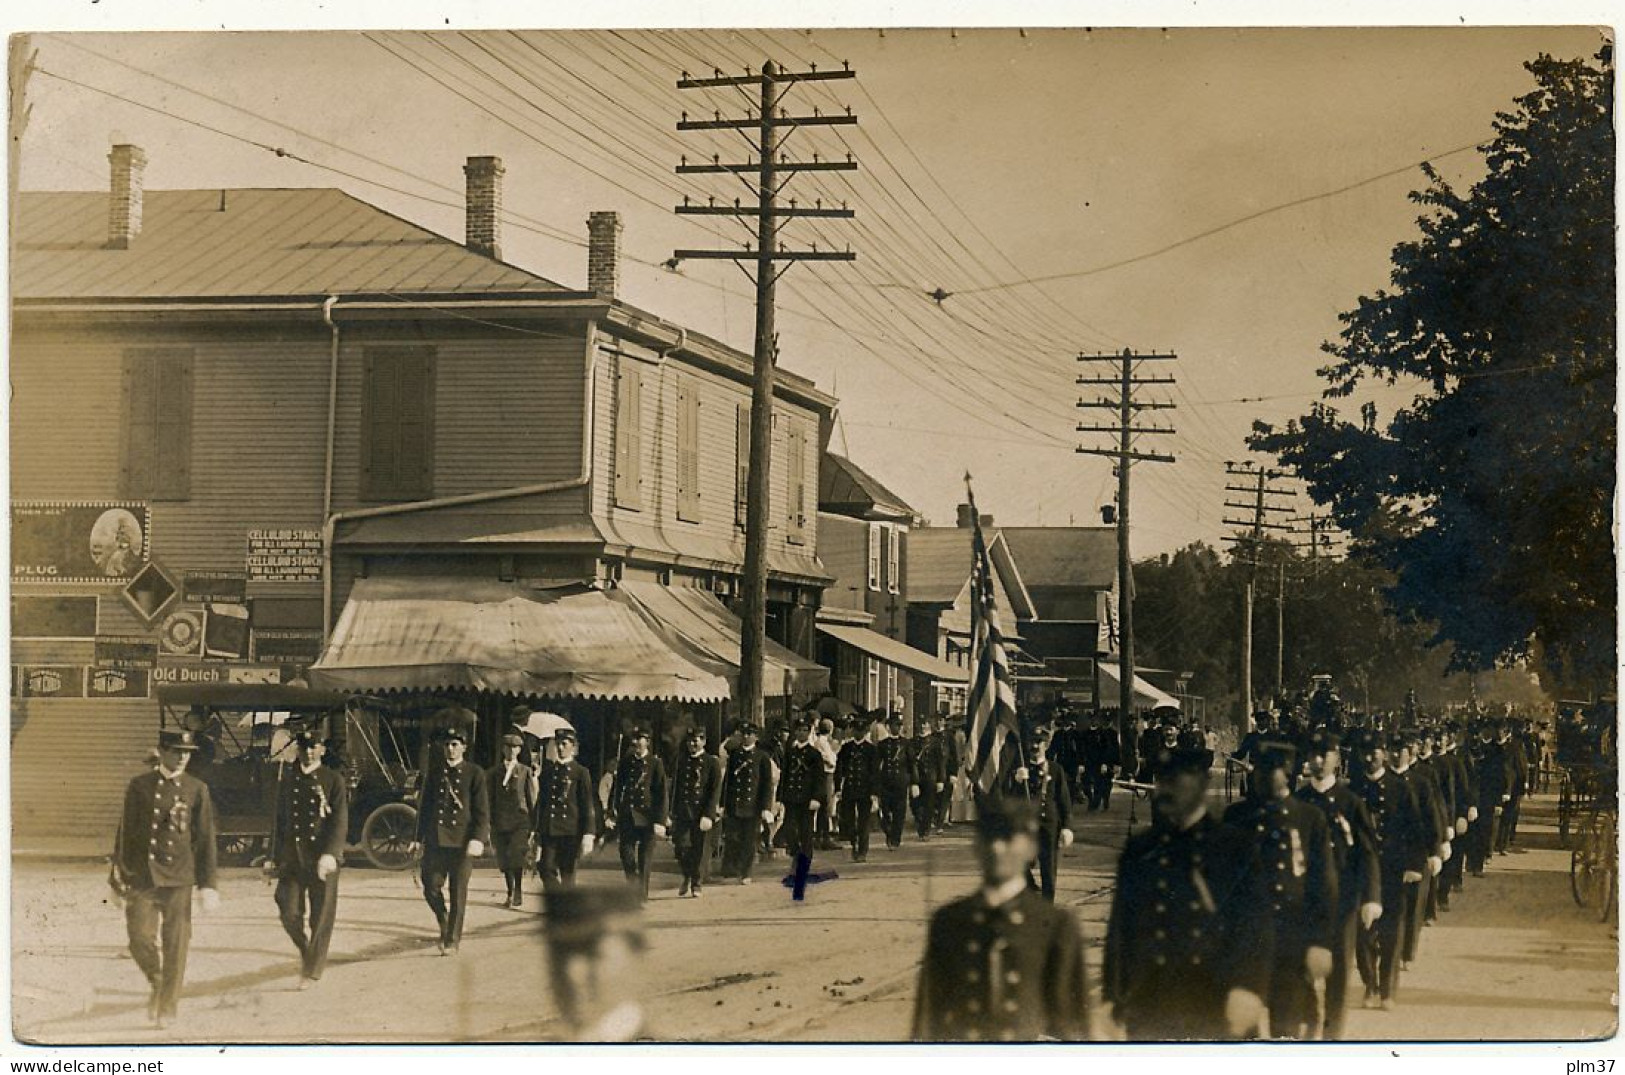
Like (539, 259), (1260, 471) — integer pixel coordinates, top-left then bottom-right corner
(12, 502), (151, 583)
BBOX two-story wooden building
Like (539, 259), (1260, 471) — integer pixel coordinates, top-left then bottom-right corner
(11, 147), (830, 840)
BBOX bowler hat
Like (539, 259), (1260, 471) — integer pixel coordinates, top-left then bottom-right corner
(158, 729), (200, 752)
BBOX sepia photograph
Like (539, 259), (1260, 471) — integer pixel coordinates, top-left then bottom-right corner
(5, 11), (1618, 1054)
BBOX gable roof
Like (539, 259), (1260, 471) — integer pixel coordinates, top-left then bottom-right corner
(13, 188), (564, 300)
(998, 527), (1119, 592)
(819, 452), (916, 521)
(905, 528), (1035, 620)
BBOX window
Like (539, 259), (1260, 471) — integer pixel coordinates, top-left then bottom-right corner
(866, 659), (880, 710)
(734, 403), (750, 528)
(866, 523), (882, 592)
(886, 525), (900, 594)
(613, 359), (643, 510)
(676, 378), (701, 523)
(884, 665), (897, 711)
(120, 348), (193, 501)
(785, 420), (807, 545)
(360, 346), (435, 501)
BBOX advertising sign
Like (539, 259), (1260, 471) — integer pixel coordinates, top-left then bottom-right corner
(88, 667), (151, 699)
(251, 629), (324, 663)
(246, 529), (323, 583)
(159, 609), (205, 657)
(13, 502), (151, 583)
(203, 604), (251, 660)
(122, 562), (181, 624)
(183, 572), (248, 605)
(16, 666), (86, 698)
(11, 595), (99, 640)
(95, 635), (160, 669)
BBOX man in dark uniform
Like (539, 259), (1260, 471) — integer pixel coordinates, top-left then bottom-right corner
(778, 716), (826, 868)
(1348, 731), (1430, 1009)
(876, 714), (915, 850)
(487, 733), (535, 908)
(719, 724), (775, 883)
(415, 726), (490, 955)
(1230, 709), (1281, 798)
(933, 714), (962, 834)
(1082, 710), (1122, 811)
(110, 729), (220, 1028)
(1435, 725), (1475, 910)
(1294, 730), (1382, 1039)
(1103, 746), (1273, 1040)
(1223, 741), (1338, 1039)
(836, 717), (881, 861)
(1390, 729), (1447, 965)
(669, 728), (722, 898)
(607, 726), (668, 902)
(911, 718), (946, 840)
(1466, 720), (1513, 876)
(533, 728), (598, 895)
(911, 798), (1090, 1041)
(1047, 708), (1083, 811)
(266, 729), (348, 988)
(1003, 726), (1074, 901)
(1495, 718), (1530, 854)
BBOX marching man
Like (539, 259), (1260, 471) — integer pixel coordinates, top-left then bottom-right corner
(414, 725), (490, 955)
(265, 729), (348, 988)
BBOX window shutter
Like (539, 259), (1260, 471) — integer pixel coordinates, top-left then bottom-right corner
(395, 348), (435, 499)
(120, 354), (155, 498)
(786, 422), (806, 545)
(362, 346), (434, 501)
(867, 523), (881, 591)
(121, 349), (193, 501)
(677, 379), (701, 522)
(614, 360), (643, 510)
(887, 525), (900, 595)
(735, 402), (750, 528)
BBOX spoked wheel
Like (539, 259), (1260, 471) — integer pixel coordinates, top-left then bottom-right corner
(362, 802), (419, 870)
(218, 833), (265, 866)
(1572, 845), (1598, 908)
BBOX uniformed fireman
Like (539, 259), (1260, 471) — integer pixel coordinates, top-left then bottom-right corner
(911, 797), (1090, 1041)
(1293, 730), (1382, 1039)
(876, 714), (915, 849)
(1102, 746), (1274, 1040)
(1082, 710), (1123, 811)
(836, 717), (882, 861)
(1435, 725), (1476, 910)
(1222, 741), (1338, 1039)
(933, 714), (962, 834)
(1003, 726), (1075, 901)
(911, 718), (947, 840)
(533, 728), (598, 895)
(778, 716), (826, 866)
(1347, 730), (1430, 1009)
(606, 727), (669, 902)
(487, 733), (536, 909)
(109, 729), (221, 1028)
(669, 728), (723, 898)
(265, 729), (349, 987)
(719, 724), (775, 883)
(414, 724), (491, 955)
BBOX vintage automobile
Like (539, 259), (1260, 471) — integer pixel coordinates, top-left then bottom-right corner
(156, 683), (421, 870)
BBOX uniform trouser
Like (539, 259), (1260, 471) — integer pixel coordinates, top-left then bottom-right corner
(1267, 944), (1317, 1039)
(722, 816), (760, 879)
(275, 871), (339, 980)
(781, 803), (817, 861)
(1026, 831), (1060, 901)
(1496, 796), (1522, 851)
(1089, 768), (1115, 810)
(420, 846), (473, 946)
(1323, 905), (1360, 1040)
(1400, 877), (1427, 962)
(1356, 876), (1408, 1000)
(125, 885), (192, 1017)
(1466, 806), (1497, 871)
(537, 836), (581, 893)
(912, 785), (939, 838)
(1440, 833), (1466, 897)
(617, 825), (656, 899)
(844, 796), (875, 858)
(879, 788), (908, 847)
(672, 821), (711, 887)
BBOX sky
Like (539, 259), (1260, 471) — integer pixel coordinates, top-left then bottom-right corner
(11, 20), (1610, 556)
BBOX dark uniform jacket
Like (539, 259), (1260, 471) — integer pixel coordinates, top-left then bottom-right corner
(114, 768), (220, 891)
(1348, 769), (1428, 881)
(1082, 725), (1122, 772)
(877, 736), (915, 792)
(721, 746), (775, 819)
(416, 759), (492, 850)
(778, 742), (825, 807)
(533, 759), (598, 839)
(1395, 763), (1448, 854)
(1293, 778), (1381, 914)
(1421, 754), (1459, 827)
(1469, 738), (1514, 808)
(1222, 795), (1339, 957)
(669, 751), (723, 823)
(271, 762), (350, 877)
(940, 729), (963, 783)
(1003, 761), (1072, 837)
(912, 886), (1090, 1041)
(912, 735), (947, 788)
(835, 738), (881, 800)
(610, 752), (669, 828)
(1503, 737), (1530, 800)
(1444, 747), (1477, 820)
(1103, 813), (1274, 1037)
(1047, 727), (1082, 782)
(486, 759), (536, 834)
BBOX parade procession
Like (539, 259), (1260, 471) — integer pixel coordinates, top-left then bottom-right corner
(7, 24), (1617, 1052)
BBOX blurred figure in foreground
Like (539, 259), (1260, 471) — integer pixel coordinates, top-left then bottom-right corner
(544, 886), (652, 1041)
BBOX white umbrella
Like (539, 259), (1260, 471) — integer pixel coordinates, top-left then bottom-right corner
(517, 711), (574, 740)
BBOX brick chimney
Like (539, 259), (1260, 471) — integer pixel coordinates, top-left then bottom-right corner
(106, 144), (147, 249)
(587, 211), (622, 298)
(463, 155), (504, 260)
(956, 503), (975, 529)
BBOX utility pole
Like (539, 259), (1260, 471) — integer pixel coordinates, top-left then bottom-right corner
(1287, 511), (1345, 577)
(1077, 349), (1176, 764)
(675, 61), (857, 728)
(1223, 463), (1293, 727)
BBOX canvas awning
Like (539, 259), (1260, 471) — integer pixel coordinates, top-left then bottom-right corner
(308, 577), (730, 701)
(616, 582), (828, 697)
(1098, 662), (1182, 710)
(815, 624), (969, 683)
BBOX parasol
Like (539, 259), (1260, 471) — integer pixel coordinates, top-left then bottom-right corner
(518, 710), (574, 740)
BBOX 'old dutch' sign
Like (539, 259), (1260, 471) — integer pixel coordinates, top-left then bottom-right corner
(246, 529), (322, 583)
(13, 502), (150, 583)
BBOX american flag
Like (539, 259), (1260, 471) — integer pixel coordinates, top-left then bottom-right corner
(962, 476), (1021, 796)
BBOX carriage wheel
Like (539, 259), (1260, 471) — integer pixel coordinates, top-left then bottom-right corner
(218, 834), (264, 866)
(1572, 845), (1596, 908)
(362, 803), (420, 871)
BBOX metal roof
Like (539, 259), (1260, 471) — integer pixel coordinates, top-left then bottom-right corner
(998, 527), (1119, 592)
(819, 452), (916, 520)
(13, 188), (564, 300)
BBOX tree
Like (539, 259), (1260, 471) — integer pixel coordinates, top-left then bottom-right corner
(1249, 51), (1615, 692)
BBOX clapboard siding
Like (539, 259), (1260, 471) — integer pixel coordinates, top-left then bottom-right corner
(816, 513), (869, 612)
(12, 697), (153, 839)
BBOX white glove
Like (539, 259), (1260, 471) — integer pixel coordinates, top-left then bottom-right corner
(1427, 855), (1442, 877)
(1013, 767), (1030, 783)
(1501, 794), (1510, 803)
(654, 823), (667, 838)
(1468, 806), (1479, 822)
(467, 839), (485, 858)
(604, 817), (617, 831)
(1402, 869), (1423, 884)
(761, 810), (775, 824)
(1224, 988), (1265, 1037)
(1305, 946), (1333, 981)
(699, 816), (713, 832)
(809, 800), (822, 813)
(1455, 818), (1468, 836)
(1360, 902), (1382, 929)
(1439, 843), (1452, 863)
(261, 860), (278, 880)
(870, 796), (880, 811)
(934, 783), (943, 793)
(316, 854), (338, 881)
(909, 784), (920, 799)
(199, 888), (221, 913)
(1059, 828), (1075, 849)
(580, 834), (595, 857)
